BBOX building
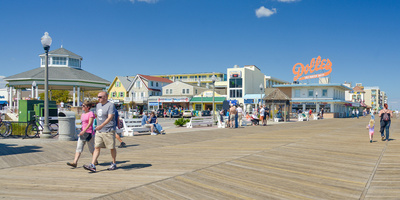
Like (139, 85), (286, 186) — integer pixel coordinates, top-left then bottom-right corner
(125, 74), (172, 111)
(274, 83), (353, 118)
(107, 76), (135, 104)
(150, 81), (208, 110)
(364, 86), (381, 111)
(152, 72), (226, 87)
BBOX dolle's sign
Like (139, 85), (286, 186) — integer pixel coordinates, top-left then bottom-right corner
(292, 56), (332, 81)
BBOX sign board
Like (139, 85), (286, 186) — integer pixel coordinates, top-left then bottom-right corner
(229, 71), (242, 78)
(293, 56), (332, 81)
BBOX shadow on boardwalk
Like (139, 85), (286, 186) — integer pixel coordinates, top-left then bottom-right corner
(0, 143), (42, 156)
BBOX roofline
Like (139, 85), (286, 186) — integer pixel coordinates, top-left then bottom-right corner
(4, 77), (110, 85)
(273, 83), (352, 90)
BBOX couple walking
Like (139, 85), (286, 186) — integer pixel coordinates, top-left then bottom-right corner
(67, 91), (118, 172)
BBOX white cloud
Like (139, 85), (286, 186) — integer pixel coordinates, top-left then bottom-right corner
(277, 0), (300, 2)
(255, 6), (277, 18)
(129, 0), (159, 3)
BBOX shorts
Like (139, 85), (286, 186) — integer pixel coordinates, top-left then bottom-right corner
(95, 131), (116, 149)
(76, 134), (95, 153)
(230, 114), (236, 121)
(369, 131), (374, 135)
(260, 116), (264, 121)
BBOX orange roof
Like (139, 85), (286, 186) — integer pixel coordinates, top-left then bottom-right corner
(353, 86), (365, 92)
(138, 74), (173, 83)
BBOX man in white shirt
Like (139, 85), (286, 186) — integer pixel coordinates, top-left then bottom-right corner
(260, 106), (265, 126)
(237, 105), (243, 127)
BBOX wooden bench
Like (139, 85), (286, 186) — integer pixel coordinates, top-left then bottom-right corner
(122, 118), (151, 136)
(217, 116), (229, 128)
(186, 116), (213, 128)
(274, 117), (284, 122)
(241, 118), (253, 126)
(298, 114), (309, 121)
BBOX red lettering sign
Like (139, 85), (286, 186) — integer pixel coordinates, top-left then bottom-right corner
(292, 56), (332, 81)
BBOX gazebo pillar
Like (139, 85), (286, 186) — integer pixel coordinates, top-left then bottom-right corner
(9, 86), (13, 111)
(73, 86), (76, 107)
(17, 89), (21, 110)
(77, 86), (80, 106)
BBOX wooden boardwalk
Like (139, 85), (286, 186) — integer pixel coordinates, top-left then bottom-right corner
(0, 117), (399, 199)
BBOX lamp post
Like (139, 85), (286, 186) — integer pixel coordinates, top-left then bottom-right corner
(315, 91), (318, 113)
(212, 75), (217, 121)
(41, 32), (52, 139)
(259, 83), (263, 108)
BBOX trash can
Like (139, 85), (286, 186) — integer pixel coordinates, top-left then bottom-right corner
(58, 111), (77, 141)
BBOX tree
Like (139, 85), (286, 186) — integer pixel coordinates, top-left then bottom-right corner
(39, 90), (70, 103)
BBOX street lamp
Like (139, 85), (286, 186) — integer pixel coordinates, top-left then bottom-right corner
(212, 75), (217, 121)
(259, 83), (263, 108)
(315, 91), (318, 113)
(41, 32), (52, 139)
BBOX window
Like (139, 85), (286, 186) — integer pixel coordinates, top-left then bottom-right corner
(115, 82), (121, 87)
(165, 89), (169, 94)
(308, 89), (314, 97)
(141, 92), (144, 97)
(150, 81), (153, 87)
(230, 89), (242, 98)
(69, 58), (80, 67)
(229, 78), (243, 88)
(169, 89), (172, 94)
(52, 57), (67, 65)
(195, 104), (202, 111)
(112, 92), (116, 98)
(295, 89), (300, 97)
(156, 82), (159, 87)
(195, 89), (198, 94)
(136, 81), (141, 88)
(186, 89), (189, 94)
(119, 92), (124, 97)
(322, 89), (328, 97)
(182, 89), (185, 94)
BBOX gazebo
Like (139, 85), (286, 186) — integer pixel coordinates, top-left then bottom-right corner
(4, 47), (110, 110)
(263, 88), (291, 121)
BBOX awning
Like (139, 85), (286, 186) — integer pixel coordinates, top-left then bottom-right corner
(189, 97), (225, 103)
(242, 94), (265, 99)
(0, 101), (8, 105)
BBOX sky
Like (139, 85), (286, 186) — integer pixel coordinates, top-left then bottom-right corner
(0, 0), (399, 109)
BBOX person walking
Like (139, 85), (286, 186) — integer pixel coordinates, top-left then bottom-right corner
(84, 92), (117, 172)
(260, 106), (265, 126)
(356, 109), (359, 119)
(114, 109), (126, 148)
(237, 105), (243, 127)
(352, 109), (355, 118)
(366, 119), (375, 143)
(67, 101), (97, 168)
(379, 103), (393, 141)
(229, 104), (237, 128)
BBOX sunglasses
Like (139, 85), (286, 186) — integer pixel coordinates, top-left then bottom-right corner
(82, 105), (88, 107)
(98, 96), (103, 98)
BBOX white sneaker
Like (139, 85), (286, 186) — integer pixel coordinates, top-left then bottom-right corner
(151, 132), (157, 135)
(161, 130), (166, 134)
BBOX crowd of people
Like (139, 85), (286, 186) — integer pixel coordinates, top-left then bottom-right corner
(218, 104), (270, 128)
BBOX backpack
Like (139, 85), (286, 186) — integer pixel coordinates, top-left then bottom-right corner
(382, 112), (390, 121)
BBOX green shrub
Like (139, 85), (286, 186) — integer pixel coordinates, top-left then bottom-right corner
(174, 118), (190, 127)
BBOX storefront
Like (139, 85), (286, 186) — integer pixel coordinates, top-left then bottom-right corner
(189, 91), (225, 111)
(156, 97), (191, 110)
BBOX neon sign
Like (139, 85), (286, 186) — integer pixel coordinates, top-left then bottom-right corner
(292, 56), (332, 81)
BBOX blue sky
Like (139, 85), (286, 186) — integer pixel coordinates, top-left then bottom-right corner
(0, 0), (399, 109)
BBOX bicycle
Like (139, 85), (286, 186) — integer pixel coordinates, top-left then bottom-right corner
(25, 115), (58, 138)
(0, 115), (12, 137)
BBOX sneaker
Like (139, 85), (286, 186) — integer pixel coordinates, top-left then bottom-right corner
(107, 163), (117, 170)
(370, 140), (372, 143)
(83, 164), (96, 172)
(161, 130), (166, 135)
(67, 162), (77, 168)
(151, 132), (157, 135)
(118, 142), (126, 148)
(382, 136), (385, 141)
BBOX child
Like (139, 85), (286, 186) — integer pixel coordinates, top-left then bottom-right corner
(366, 119), (374, 143)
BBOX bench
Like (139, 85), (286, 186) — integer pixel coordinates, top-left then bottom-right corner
(274, 117), (284, 122)
(122, 118), (151, 136)
(241, 118), (253, 126)
(313, 114), (318, 120)
(298, 114), (309, 121)
(217, 116), (229, 128)
(186, 116), (213, 128)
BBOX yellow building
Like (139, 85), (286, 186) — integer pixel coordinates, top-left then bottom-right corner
(107, 76), (135, 103)
(152, 72), (226, 87)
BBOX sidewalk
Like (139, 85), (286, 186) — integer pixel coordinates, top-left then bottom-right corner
(0, 117), (398, 199)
